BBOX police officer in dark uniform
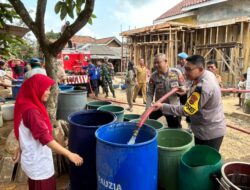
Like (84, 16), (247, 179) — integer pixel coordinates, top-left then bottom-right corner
(153, 55), (226, 151)
(147, 53), (186, 128)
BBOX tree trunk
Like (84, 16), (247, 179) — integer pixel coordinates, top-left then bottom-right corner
(44, 52), (59, 123)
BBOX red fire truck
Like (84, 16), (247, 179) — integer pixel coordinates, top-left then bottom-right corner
(60, 48), (91, 87)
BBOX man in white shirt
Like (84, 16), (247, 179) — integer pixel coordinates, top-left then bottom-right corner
(24, 58), (47, 79)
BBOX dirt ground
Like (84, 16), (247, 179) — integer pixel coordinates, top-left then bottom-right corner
(0, 87), (249, 190)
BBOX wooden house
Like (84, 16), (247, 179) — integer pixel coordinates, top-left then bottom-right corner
(121, 0), (250, 86)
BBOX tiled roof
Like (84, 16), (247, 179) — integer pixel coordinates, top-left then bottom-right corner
(96, 37), (114, 44)
(71, 36), (121, 46)
(154, 0), (210, 21)
(71, 35), (96, 44)
(183, 0), (209, 7)
(155, 1), (185, 21)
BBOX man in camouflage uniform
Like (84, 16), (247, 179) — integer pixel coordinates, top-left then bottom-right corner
(147, 53), (185, 128)
(101, 57), (116, 98)
(104, 57), (115, 77)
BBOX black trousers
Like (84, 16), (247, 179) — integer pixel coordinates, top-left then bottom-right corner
(195, 136), (224, 151)
(90, 79), (99, 96)
(149, 109), (182, 128)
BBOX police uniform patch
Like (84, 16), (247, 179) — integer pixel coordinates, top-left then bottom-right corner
(170, 81), (179, 88)
(183, 92), (200, 116)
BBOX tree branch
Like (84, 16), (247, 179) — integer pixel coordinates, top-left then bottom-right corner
(50, 0), (95, 56)
(36, 0), (47, 40)
(8, 0), (36, 33)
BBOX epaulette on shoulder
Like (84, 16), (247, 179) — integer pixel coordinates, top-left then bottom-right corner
(169, 67), (181, 74)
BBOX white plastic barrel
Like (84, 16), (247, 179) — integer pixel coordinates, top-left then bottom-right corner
(1, 103), (15, 121)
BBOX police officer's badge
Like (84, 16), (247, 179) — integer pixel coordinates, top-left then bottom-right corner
(183, 92), (201, 116)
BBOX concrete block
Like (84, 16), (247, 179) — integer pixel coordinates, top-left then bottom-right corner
(0, 157), (15, 183)
(14, 163), (27, 183)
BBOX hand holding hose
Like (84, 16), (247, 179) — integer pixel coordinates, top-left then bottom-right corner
(128, 87), (181, 145)
(137, 87), (180, 128)
(152, 102), (163, 111)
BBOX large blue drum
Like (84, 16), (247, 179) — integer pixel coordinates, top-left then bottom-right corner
(95, 122), (158, 190)
(68, 110), (117, 190)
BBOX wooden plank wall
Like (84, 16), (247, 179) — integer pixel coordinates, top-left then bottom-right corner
(124, 22), (250, 87)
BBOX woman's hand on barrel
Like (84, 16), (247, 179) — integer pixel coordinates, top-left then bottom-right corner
(47, 140), (83, 166)
(68, 152), (84, 166)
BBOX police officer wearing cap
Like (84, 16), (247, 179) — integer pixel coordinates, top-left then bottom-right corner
(147, 53), (185, 128)
(24, 58), (47, 79)
(177, 52), (188, 74)
(153, 55), (226, 151)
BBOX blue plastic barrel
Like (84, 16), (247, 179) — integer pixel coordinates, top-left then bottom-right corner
(68, 110), (117, 190)
(95, 122), (158, 190)
(59, 84), (74, 92)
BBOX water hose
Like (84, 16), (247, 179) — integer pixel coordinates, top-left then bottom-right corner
(221, 88), (250, 93)
(226, 124), (250, 135)
(127, 87), (179, 144)
(89, 87), (250, 136)
(138, 87), (179, 128)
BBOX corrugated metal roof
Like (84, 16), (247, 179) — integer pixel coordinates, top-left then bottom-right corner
(0, 24), (30, 37)
(78, 44), (121, 59)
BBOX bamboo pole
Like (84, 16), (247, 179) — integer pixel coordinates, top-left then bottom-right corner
(204, 28), (207, 45)
(151, 45), (154, 69)
(210, 28), (213, 44)
(214, 48), (236, 76)
(225, 25), (228, 43)
(240, 22), (244, 44)
(216, 27), (219, 44)
(175, 31), (178, 66)
(169, 27), (173, 66)
(182, 31), (185, 52)
(190, 32), (194, 54)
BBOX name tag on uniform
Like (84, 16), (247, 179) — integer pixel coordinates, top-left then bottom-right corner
(170, 81), (179, 88)
(183, 92), (200, 116)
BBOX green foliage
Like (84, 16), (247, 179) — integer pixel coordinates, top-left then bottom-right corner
(55, 0), (95, 23)
(0, 2), (24, 57)
(0, 3), (19, 28)
(0, 33), (23, 57)
(8, 39), (35, 60)
(46, 30), (61, 40)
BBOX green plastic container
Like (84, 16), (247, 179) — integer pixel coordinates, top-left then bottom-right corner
(97, 105), (125, 122)
(130, 119), (164, 130)
(87, 100), (112, 110)
(158, 129), (194, 190)
(179, 145), (223, 190)
(123, 114), (140, 121)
